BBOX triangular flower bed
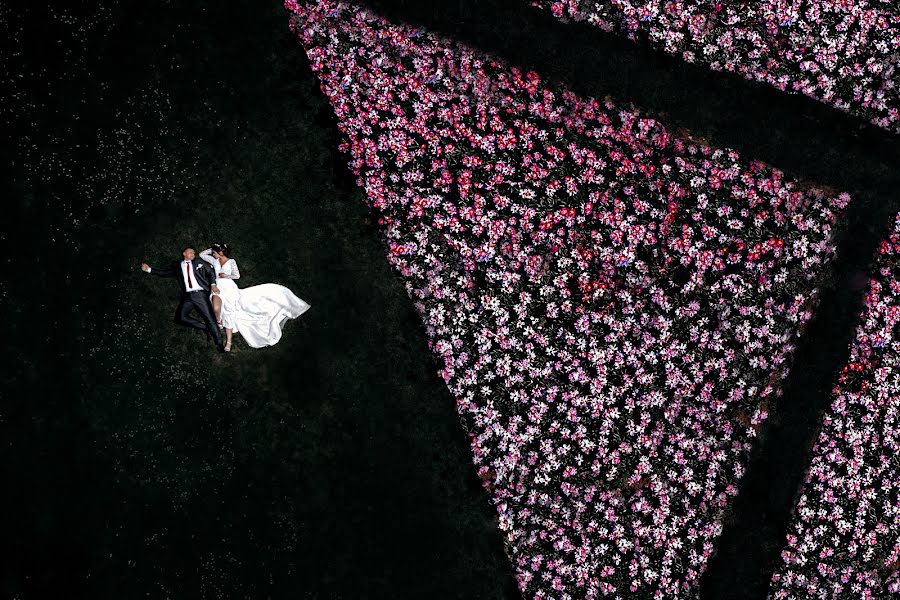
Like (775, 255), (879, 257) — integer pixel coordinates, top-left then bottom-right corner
(286, 1), (850, 596)
(770, 214), (900, 599)
(532, 0), (900, 133)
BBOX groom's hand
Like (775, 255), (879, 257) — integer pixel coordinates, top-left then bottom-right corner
(141, 263), (151, 273)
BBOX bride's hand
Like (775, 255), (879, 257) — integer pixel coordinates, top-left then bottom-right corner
(141, 263), (150, 272)
(219, 272), (227, 277)
(211, 284), (220, 294)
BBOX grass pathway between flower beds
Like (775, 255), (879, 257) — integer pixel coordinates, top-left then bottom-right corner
(532, 0), (900, 134)
(768, 213), (900, 599)
(700, 184), (899, 599)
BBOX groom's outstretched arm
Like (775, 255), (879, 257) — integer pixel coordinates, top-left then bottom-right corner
(141, 262), (175, 277)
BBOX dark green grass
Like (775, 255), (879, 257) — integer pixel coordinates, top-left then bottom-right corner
(3, 1), (515, 597)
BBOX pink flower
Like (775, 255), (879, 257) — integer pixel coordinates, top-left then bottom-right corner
(286, 2), (851, 596)
(532, 0), (900, 133)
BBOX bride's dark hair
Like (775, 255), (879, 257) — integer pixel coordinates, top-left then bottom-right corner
(212, 242), (232, 258)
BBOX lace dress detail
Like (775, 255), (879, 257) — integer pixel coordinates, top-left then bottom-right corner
(200, 248), (241, 329)
(198, 248), (311, 346)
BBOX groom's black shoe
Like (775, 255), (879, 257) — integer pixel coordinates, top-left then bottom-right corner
(216, 342), (226, 353)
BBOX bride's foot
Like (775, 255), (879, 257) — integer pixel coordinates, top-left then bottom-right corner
(224, 342), (231, 352)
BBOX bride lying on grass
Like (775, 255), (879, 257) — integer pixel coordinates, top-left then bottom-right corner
(200, 243), (311, 352)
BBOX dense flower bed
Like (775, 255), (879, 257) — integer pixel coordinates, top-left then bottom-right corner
(532, 0), (900, 133)
(769, 214), (900, 600)
(286, 1), (851, 596)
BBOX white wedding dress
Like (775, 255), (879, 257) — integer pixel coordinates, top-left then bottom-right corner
(200, 249), (311, 348)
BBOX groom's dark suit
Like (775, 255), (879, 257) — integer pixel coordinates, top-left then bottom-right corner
(148, 257), (224, 349)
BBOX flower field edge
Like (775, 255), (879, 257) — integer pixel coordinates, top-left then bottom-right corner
(532, 0), (900, 135)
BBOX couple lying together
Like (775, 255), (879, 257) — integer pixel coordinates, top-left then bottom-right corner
(141, 243), (310, 353)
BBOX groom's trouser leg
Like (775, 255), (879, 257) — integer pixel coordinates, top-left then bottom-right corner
(176, 297), (208, 331)
(188, 292), (223, 346)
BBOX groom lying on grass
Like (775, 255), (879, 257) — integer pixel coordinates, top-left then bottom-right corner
(141, 246), (225, 353)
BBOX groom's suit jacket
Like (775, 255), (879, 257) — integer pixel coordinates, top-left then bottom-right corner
(150, 257), (218, 295)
